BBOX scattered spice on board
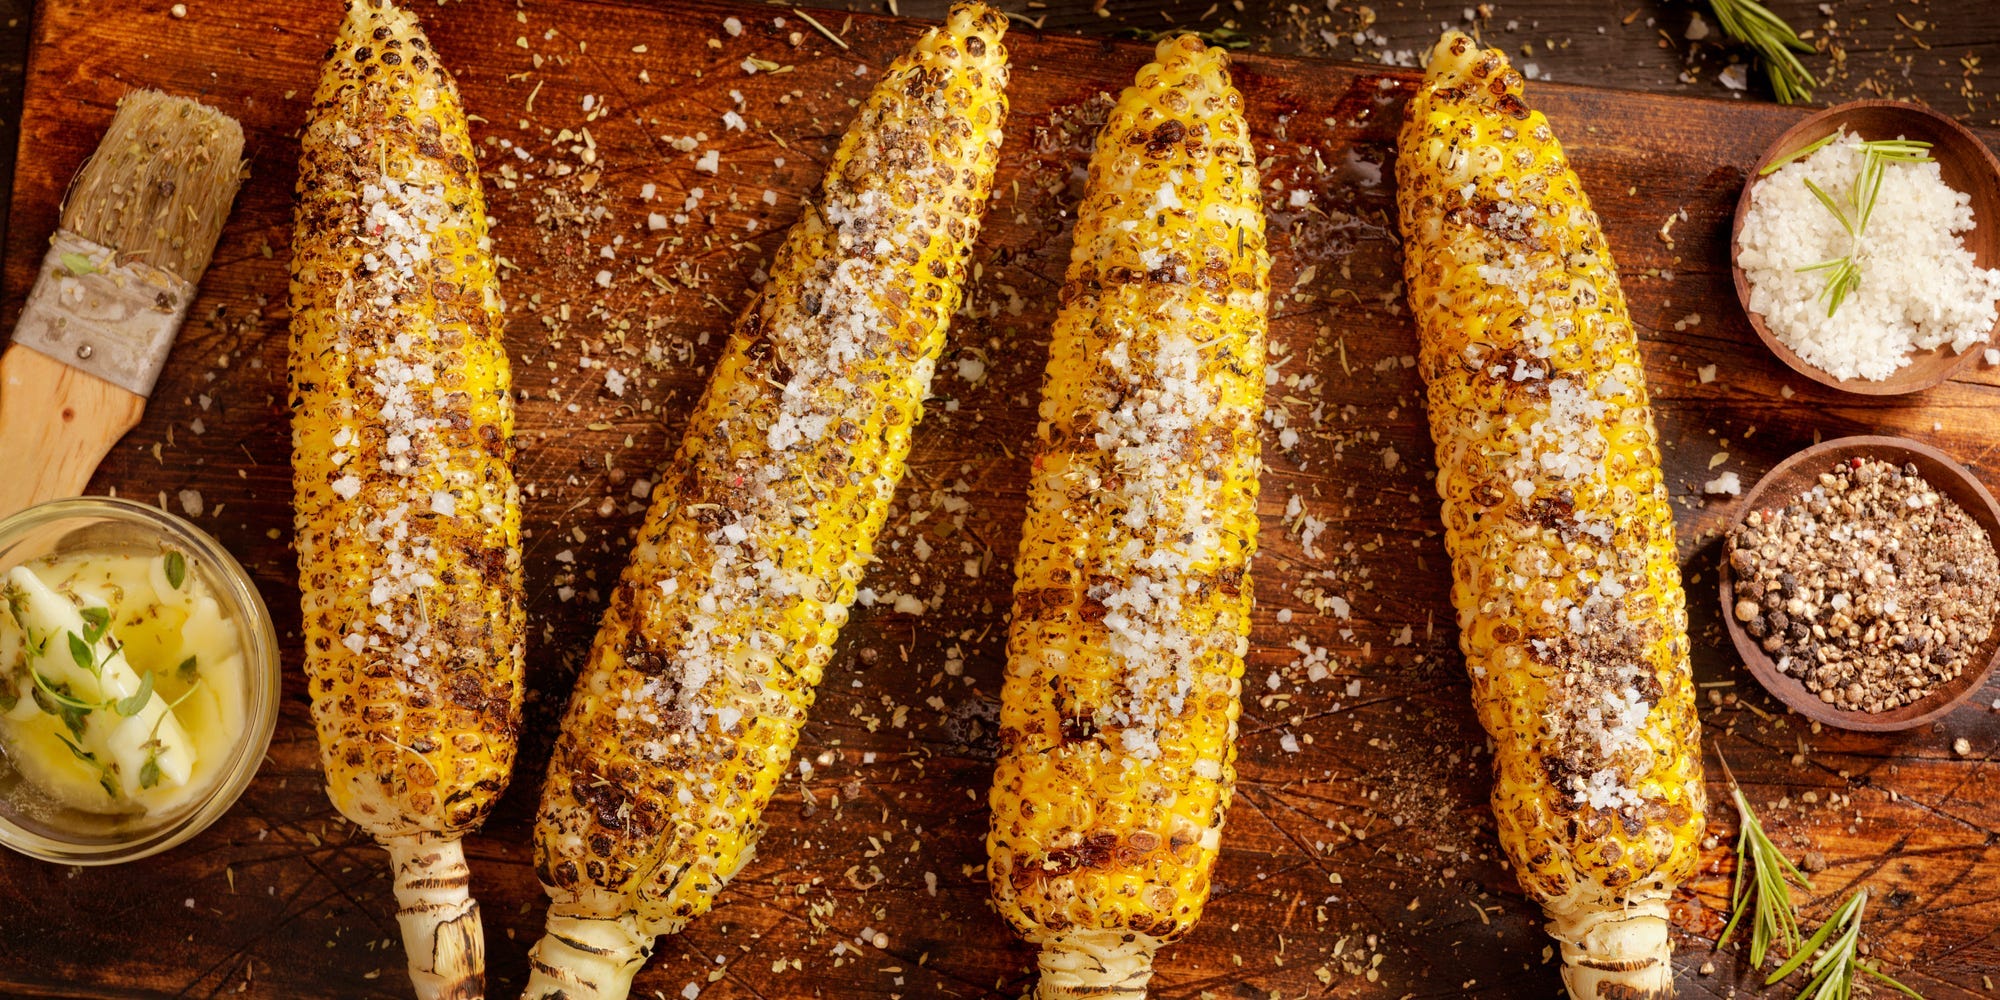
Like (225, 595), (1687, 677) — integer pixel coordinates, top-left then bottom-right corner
(1728, 457), (1999, 711)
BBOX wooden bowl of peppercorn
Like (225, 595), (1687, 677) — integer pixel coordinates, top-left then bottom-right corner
(1720, 436), (2000, 732)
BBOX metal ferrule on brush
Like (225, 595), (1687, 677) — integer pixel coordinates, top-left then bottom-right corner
(15, 231), (195, 397)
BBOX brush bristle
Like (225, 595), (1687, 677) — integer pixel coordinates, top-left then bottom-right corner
(61, 89), (245, 284)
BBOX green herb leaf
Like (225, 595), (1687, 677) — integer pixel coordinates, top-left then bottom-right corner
(1801, 177), (1853, 235)
(53, 732), (96, 765)
(1708, 0), (1818, 104)
(1761, 133), (1839, 176)
(1766, 887), (1928, 999)
(138, 754), (162, 791)
(58, 251), (98, 276)
(114, 671), (154, 718)
(147, 678), (203, 744)
(175, 655), (199, 683)
(67, 631), (95, 673)
(2, 582), (26, 627)
(78, 606), (110, 646)
(54, 732), (122, 801)
(1717, 781), (1812, 968)
(163, 550), (187, 590)
(29, 669), (95, 738)
(0, 683), (16, 713)
(1789, 137), (1941, 318)
(1861, 964), (1930, 999)
(30, 669), (95, 713)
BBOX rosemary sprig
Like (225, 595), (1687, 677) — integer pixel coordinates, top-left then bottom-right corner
(1707, 0), (1818, 104)
(1767, 888), (1925, 1000)
(1762, 133), (1840, 176)
(1787, 137), (1936, 316)
(1716, 773), (1811, 966)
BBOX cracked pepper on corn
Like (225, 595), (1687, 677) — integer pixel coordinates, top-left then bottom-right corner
(985, 35), (1269, 1000)
(1395, 31), (1706, 1000)
(289, 2), (524, 999)
(521, 7), (1011, 1000)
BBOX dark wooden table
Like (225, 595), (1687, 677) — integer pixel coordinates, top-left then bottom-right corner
(4, 2), (2000, 1000)
(5, 0), (2000, 254)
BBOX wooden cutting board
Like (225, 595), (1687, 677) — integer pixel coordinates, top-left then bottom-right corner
(3, 1), (1998, 997)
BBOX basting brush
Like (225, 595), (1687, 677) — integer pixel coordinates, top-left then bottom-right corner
(0, 89), (245, 520)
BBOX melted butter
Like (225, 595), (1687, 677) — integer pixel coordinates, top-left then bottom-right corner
(0, 549), (246, 816)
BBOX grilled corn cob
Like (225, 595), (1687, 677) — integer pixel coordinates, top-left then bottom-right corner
(1395, 32), (1705, 1000)
(522, 8), (1010, 999)
(290, 3), (524, 998)
(985, 35), (1268, 1000)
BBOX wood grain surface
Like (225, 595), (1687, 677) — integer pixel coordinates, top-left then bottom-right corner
(3, 2), (2000, 998)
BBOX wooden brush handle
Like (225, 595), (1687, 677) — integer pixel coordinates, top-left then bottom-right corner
(0, 343), (146, 521)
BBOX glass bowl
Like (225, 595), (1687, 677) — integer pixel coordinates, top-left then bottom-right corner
(0, 496), (278, 863)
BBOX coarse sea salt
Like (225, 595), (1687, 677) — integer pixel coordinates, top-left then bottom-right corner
(1738, 132), (2000, 381)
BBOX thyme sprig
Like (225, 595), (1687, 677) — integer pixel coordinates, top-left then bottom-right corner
(1768, 888), (1925, 1000)
(137, 678), (202, 792)
(1707, 0), (1818, 104)
(1784, 137), (1935, 316)
(1716, 782), (1811, 966)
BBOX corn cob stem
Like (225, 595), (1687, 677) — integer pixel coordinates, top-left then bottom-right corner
(521, 909), (656, 1000)
(1395, 31), (1703, 1000)
(524, 7), (1009, 998)
(1033, 930), (1159, 999)
(985, 35), (1268, 1000)
(385, 833), (484, 1000)
(1550, 902), (1674, 999)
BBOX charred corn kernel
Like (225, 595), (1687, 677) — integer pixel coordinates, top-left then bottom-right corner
(522, 8), (1010, 1000)
(289, 3), (524, 998)
(985, 35), (1269, 1000)
(1395, 32), (1705, 1000)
